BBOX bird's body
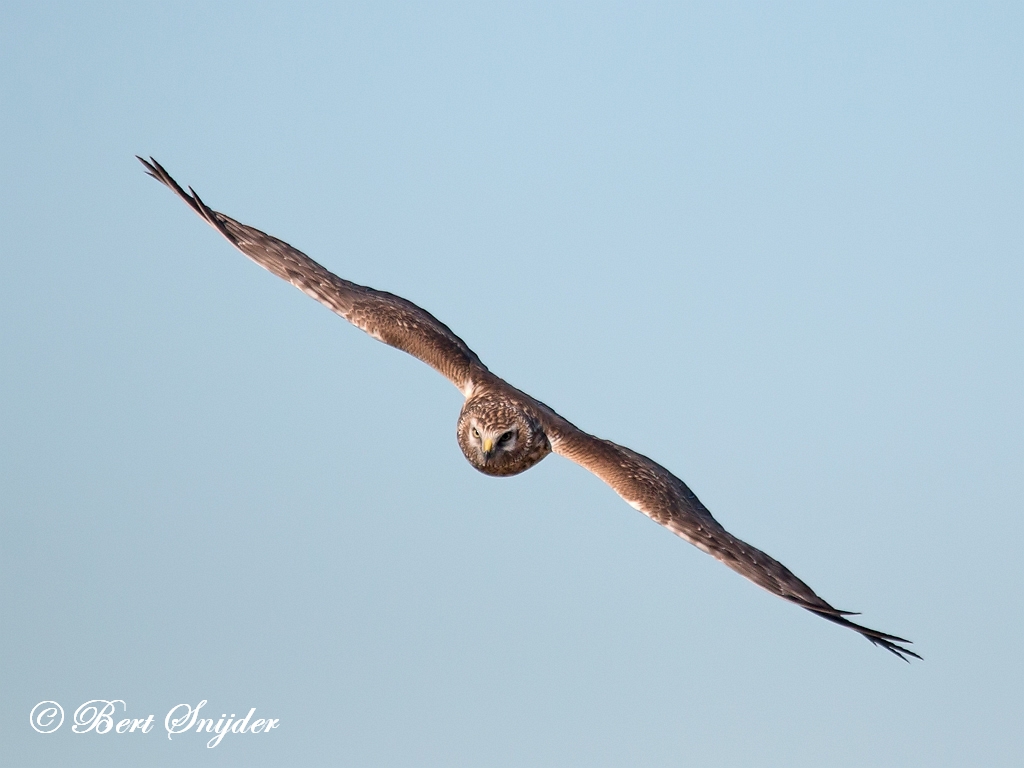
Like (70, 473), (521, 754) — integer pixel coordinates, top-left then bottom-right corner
(139, 156), (919, 661)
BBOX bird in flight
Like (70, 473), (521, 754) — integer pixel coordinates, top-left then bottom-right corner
(139, 156), (919, 661)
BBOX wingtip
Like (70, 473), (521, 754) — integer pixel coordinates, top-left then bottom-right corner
(136, 154), (159, 180)
(870, 635), (922, 663)
(138, 155), (172, 185)
(808, 608), (921, 662)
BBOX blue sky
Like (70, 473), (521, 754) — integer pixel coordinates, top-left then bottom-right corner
(1, 2), (1021, 765)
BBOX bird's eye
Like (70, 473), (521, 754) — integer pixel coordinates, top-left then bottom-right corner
(499, 430), (514, 444)
(471, 427), (480, 439)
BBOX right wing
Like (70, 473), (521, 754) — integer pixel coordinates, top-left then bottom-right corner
(139, 157), (486, 395)
(542, 415), (920, 661)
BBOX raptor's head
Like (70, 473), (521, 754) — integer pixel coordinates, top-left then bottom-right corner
(456, 394), (551, 477)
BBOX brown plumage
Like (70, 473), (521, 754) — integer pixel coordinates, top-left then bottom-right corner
(139, 156), (920, 661)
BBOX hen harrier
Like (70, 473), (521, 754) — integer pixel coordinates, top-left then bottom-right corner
(139, 157), (918, 661)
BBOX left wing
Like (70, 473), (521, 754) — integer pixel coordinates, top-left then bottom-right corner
(139, 157), (488, 395)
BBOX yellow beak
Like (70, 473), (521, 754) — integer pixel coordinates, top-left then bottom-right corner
(482, 438), (493, 454)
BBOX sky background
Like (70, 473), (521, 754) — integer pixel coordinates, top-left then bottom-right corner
(1, 1), (1021, 765)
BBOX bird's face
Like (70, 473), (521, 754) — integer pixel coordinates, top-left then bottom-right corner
(467, 419), (519, 462)
(456, 396), (551, 477)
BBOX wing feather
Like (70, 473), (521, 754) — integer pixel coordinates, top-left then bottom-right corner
(139, 157), (486, 394)
(542, 415), (920, 661)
